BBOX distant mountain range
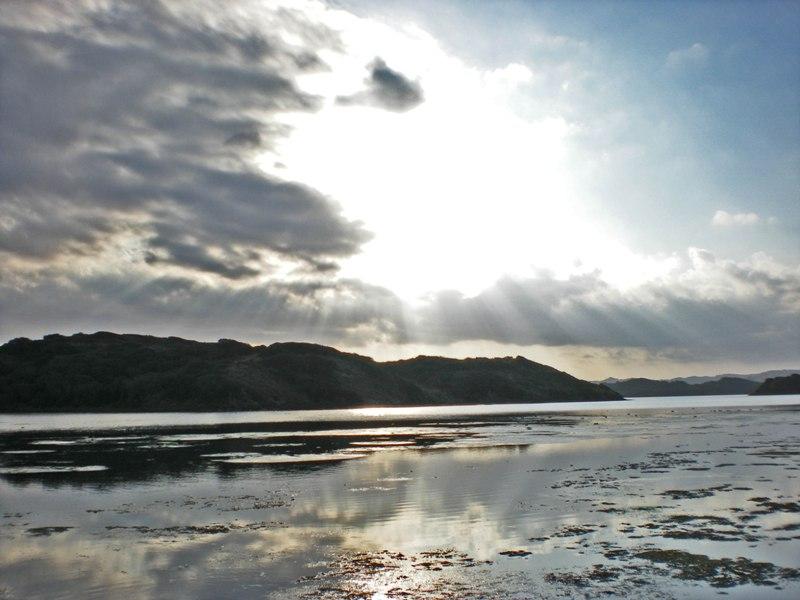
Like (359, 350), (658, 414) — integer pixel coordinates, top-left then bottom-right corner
(600, 369), (800, 398)
(0, 332), (621, 412)
(603, 377), (761, 398)
(601, 369), (800, 386)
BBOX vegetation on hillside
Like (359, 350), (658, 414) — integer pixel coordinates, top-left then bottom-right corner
(0, 332), (621, 412)
(750, 374), (800, 396)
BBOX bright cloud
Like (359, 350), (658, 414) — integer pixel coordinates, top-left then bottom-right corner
(666, 42), (709, 69)
(260, 4), (677, 298)
(712, 210), (761, 227)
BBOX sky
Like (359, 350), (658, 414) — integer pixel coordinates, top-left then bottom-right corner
(1, 0), (798, 380)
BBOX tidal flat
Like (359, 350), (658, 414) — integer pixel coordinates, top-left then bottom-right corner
(1, 395), (799, 599)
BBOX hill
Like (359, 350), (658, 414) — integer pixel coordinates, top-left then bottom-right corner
(750, 374), (800, 396)
(0, 332), (621, 412)
(605, 377), (759, 398)
(384, 355), (620, 405)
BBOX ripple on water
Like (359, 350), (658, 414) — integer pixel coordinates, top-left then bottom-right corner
(214, 452), (369, 464)
(0, 465), (108, 474)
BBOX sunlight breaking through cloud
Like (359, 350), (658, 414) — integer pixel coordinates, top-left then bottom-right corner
(0, 0), (798, 378)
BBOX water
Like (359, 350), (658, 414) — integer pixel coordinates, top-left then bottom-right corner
(3, 394), (797, 433)
(1, 395), (799, 599)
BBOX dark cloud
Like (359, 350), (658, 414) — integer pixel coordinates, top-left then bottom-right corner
(225, 130), (263, 148)
(143, 239), (262, 280)
(0, 0), (368, 277)
(337, 58), (424, 112)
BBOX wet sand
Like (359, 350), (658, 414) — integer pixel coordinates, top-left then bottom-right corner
(1, 395), (799, 599)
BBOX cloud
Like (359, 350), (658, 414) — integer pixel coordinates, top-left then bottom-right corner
(337, 58), (424, 112)
(0, 0), (369, 279)
(3, 245), (797, 366)
(0, 268), (407, 347)
(0, 0), (797, 376)
(712, 210), (760, 227)
(666, 42), (709, 69)
(225, 130), (264, 148)
(412, 249), (800, 363)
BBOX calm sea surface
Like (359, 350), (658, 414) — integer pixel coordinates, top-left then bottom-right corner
(1, 394), (799, 599)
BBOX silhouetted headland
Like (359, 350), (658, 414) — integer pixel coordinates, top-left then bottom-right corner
(0, 332), (621, 412)
(751, 374), (800, 396)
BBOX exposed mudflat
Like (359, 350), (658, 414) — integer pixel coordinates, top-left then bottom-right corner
(1, 395), (799, 599)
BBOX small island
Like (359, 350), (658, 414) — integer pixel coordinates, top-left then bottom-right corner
(0, 332), (621, 412)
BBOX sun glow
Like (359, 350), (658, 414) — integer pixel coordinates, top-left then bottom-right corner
(256, 3), (678, 300)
